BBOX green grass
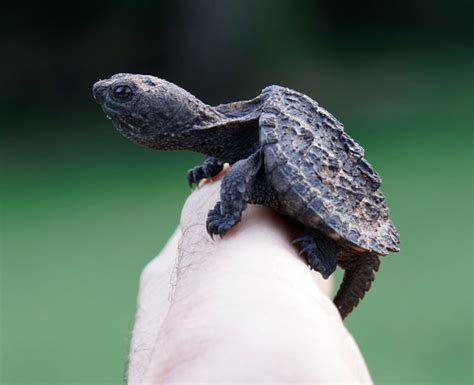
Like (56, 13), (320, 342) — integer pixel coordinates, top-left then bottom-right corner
(1, 72), (472, 384)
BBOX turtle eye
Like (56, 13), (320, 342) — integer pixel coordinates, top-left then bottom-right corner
(112, 85), (133, 100)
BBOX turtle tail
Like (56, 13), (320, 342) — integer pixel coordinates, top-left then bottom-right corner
(333, 252), (381, 319)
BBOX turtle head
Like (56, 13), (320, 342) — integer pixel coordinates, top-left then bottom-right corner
(93, 73), (219, 150)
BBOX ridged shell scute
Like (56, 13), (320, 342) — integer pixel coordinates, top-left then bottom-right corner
(259, 86), (400, 255)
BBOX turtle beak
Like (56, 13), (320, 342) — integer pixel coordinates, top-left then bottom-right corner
(92, 80), (108, 104)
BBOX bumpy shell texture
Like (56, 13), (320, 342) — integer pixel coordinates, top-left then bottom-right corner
(260, 86), (400, 255)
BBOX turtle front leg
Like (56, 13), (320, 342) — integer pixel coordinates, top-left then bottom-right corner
(292, 228), (337, 279)
(206, 151), (262, 237)
(187, 156), (224, 187)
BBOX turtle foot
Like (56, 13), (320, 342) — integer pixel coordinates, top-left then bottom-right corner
(293, 229), (337, 279)
(187, 157), (223, 187)
(206, 202), (240, 238)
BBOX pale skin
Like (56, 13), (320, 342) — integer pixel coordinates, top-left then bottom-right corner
(127, 167), (373, 384)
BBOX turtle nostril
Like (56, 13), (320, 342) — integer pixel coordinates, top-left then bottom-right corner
(92, 81), (107, 104)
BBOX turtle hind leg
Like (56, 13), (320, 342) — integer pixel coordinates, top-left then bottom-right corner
(334, 252), (380, 319)
(293, 229), (337, 279)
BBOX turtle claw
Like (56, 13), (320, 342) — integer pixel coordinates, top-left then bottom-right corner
(291, 236), (306, 245)
(187, 171), (196, 188)
(187, 166), (203, 188)
(206, 202), (239, 238)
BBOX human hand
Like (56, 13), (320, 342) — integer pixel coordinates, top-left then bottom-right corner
(127, 171), (372, 384)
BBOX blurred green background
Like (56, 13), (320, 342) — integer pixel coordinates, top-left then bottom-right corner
(2, 1), (472, 384)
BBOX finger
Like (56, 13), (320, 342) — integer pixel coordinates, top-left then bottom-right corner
(127, 227), (181, 384)
(141, 183), (340, 380)
(143, 186), (367, 382)
(181, 179), (333, 296)
(140, 180), (370, 383)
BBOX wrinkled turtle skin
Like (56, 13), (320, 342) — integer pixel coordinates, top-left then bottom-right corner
(93, 74), (400, 319)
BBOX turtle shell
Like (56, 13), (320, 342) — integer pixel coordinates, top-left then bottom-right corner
(259, 86), (400, 255)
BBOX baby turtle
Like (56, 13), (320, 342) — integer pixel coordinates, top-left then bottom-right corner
(93, 74), (400, 319)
